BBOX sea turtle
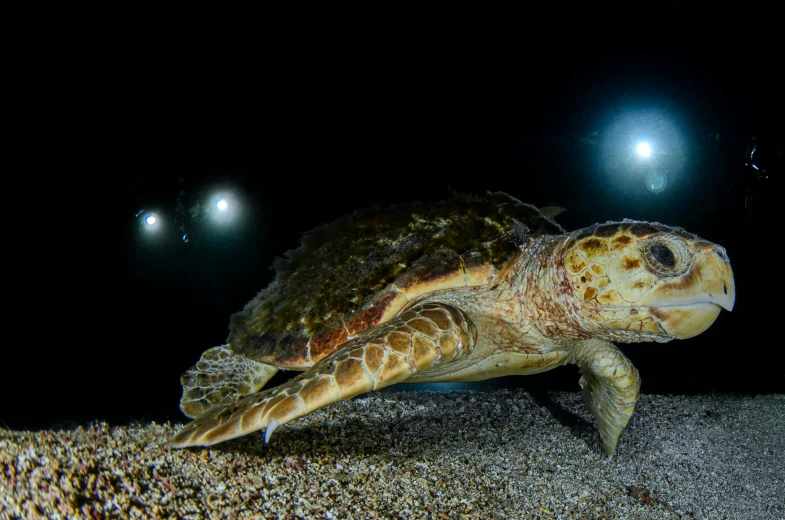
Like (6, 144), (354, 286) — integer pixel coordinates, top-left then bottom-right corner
(171, 192), (735, 457)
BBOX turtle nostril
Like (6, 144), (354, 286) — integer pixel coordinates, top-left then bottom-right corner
(714, 247), (728, 263)
(723, 284), (727, 295)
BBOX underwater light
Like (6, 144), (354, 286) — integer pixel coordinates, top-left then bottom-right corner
(636, 142), (652, 157)
(208, 191), (241, 225)
(142, 213), (161, 232)
(599, 109), (686, 195)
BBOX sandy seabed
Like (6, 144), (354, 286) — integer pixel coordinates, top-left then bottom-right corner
(1, 390), (783, 519)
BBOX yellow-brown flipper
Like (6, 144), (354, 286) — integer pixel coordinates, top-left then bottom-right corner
(171, 302), (477, 448)
(569, 339), (641, 459)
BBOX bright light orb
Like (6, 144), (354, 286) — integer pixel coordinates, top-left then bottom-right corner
(644, 169), (668, 193)
(216, 199), (228, 211)
(145, 215), (157, 225)
(636, 142), (652, 157)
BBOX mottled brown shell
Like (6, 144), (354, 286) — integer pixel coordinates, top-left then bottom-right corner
(228, 192), (565, 368)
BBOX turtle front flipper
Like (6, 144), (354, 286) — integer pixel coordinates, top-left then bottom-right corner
(171, 302), (477, 448)
(568, 339), (641, 460)
(179, 346), (280, 419)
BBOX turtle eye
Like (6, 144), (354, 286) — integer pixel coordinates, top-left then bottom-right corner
(650, 244), (675, 268)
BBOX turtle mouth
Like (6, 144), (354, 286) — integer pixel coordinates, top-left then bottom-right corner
(638, 291), (735, 313)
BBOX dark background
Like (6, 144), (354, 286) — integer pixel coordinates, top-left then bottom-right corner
(3, 25), (782, 431)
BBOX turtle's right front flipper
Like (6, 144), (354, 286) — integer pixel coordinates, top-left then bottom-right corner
(170, 302), (477, 448)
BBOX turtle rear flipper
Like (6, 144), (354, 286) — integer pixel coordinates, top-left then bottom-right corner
(179, 346), (279, 419)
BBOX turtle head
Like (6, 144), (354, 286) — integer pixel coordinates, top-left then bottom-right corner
(561, 220), (735, 342)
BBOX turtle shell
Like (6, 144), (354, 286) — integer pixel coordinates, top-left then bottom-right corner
(228, 191), (564, 368)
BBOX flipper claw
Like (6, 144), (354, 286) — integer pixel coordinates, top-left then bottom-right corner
(265, 419), (280, 443)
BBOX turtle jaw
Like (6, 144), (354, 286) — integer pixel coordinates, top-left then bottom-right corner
(650, 302), (724, 339)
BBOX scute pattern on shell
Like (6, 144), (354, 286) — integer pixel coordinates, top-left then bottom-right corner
(228, 192), (565, 366)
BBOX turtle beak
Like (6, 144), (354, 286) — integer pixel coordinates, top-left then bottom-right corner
(639, 245), (735, 339)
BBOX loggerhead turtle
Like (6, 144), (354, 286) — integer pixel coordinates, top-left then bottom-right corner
(172, 192), (735, 457)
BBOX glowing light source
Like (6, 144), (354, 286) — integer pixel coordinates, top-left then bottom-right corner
(141, 212), (161, 234)
(209, 191), (240, 224)
(599, 108), (685, 196)
(636, 142), (652, 157)
(644, 169), (668, 193)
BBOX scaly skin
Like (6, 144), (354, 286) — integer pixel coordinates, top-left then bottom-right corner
(179, 346), (280, 419)
(171, 303), (477, 447)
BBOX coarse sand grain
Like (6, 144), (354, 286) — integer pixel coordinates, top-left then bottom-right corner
(1, 391), (783, 519)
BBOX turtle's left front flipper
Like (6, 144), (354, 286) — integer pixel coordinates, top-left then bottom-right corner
(171, 302), (477, 448)
(569, 339), (641, 459)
